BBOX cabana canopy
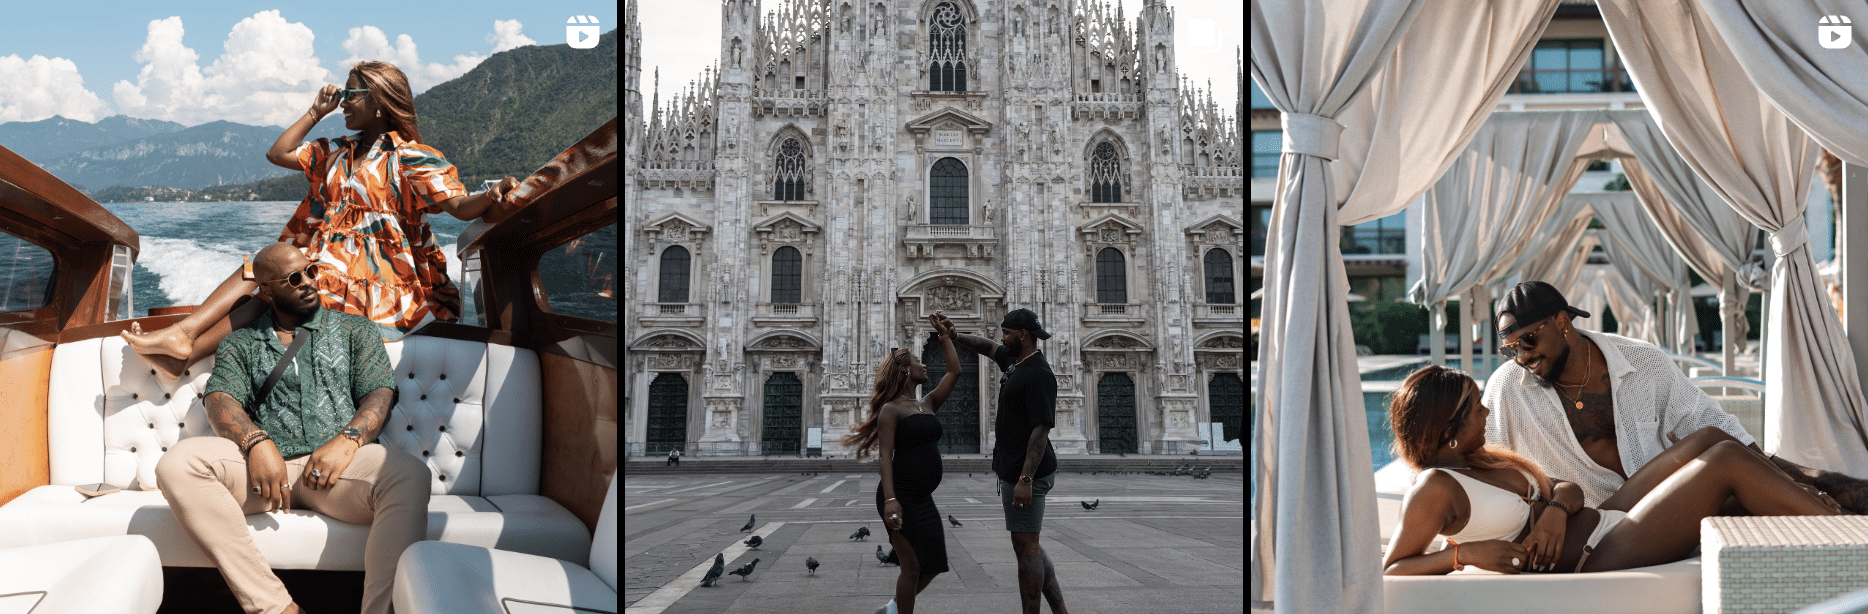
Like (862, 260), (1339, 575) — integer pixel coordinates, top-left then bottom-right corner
(1252, 0), (1868, 611)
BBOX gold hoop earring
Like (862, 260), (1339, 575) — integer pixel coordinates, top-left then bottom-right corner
(1449, 439), (1458, 448)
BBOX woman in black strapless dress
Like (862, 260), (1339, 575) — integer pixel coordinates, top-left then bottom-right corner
(841, 311), (963, 614)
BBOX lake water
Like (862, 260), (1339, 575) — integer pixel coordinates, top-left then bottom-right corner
(102, 201), (476, 319)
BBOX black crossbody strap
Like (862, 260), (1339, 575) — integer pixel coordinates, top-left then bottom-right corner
(254, 327), (309, 408)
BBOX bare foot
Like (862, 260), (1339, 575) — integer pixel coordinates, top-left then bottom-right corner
(120, 322), (194, 381)
(120, 321), (194, 361)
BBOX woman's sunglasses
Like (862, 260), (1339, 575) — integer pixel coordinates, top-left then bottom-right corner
(261, 263), (320, 288)
(337, 88), (371, 104)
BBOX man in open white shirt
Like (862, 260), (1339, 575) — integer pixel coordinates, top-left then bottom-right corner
(1482, 281), (1868, 514)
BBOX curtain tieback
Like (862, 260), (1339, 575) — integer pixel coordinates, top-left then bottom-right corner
(1770, 215), (1809, 257)
(1281, 112), (1344, 161)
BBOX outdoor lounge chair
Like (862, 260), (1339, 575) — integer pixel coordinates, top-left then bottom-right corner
(1376, 460), (1701, 614)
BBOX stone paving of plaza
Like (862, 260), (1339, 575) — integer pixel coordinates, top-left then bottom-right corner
(623, 467), (1245, 614)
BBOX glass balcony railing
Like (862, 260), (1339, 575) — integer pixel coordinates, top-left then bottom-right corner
(1507, 66), (1637, 95)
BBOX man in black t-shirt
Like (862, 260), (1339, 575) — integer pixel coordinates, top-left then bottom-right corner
(941, 308), (1069, 614)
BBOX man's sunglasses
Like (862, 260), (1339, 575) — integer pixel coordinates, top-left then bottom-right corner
(1499, 318), (1552, 359)
(261, 263), (320, 288)
(336, 88), (371, 104)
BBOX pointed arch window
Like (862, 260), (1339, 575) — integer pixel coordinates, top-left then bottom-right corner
(772, 246), (802, 304)
(929, 2), (967, 91)
(775, 138), (807, 201)
(1091, 142), (1122, 202)
(930, 157), (969, 224)
(1204, 248), (1236, 304)
(1096, 247), (1127, 304)
(659, 246), (691, 303)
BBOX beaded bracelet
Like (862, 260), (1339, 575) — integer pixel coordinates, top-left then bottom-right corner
(241, 435), (273, 456)
(1450, 539), (1462, 571)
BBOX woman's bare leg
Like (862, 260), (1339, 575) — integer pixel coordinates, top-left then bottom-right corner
(122, 264), (264, 379)
(1581, 440), (1841, 572)
(886, 528), (922, 614)
(1599, 426), (1742, 512)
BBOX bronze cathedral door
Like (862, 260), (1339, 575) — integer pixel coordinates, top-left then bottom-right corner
(923, 342), (981, 453)
(648, 372), (688, 455)
(762, 372), (803, 454)
(1097, 372), (1138, 454)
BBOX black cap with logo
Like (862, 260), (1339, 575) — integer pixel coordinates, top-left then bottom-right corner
(1001, 308), (1053, 340)
(1497, 281), (1590, 339)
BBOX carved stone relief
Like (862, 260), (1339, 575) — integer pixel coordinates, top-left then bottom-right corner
(1090, 336), (1141, 348)
(647, 355), (694, 370)
(929, 285), (974, 312)
(646, 335), (698, 348)
(665, 221), (690, 242)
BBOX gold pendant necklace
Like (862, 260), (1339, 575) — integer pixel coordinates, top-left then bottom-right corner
(1557, 349), (1592, 410)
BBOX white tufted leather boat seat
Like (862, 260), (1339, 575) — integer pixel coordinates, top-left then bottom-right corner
(0, 334), (592, 571)
(393, 474), (616, 614)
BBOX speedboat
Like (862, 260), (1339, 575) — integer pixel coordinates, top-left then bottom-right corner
(0, 119), (618, 613)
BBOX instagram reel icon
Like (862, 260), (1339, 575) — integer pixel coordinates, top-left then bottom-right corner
(1821, 15), (1852, 49)
(567, 15), (601, 49)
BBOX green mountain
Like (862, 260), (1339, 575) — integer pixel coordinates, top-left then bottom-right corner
(416, 28), (619, 185)
(33, 117), (350, 192)
(0, 115), (186, 163)
(26, 28), (615, 201)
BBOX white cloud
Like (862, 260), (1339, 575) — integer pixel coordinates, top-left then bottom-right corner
(112, 12), (336, 127)
(488, 20), (537, 54)
(0, 54), (113, 123)
(341, 26), (487, 93)
(96, 12), (542, 127)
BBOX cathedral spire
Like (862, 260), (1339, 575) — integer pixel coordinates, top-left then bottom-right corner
(650, 68), (662, 131)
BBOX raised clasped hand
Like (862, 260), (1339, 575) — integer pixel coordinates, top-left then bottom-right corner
(301, 437), (358, 491)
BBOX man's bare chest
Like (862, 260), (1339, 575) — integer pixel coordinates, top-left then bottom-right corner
(1562, 373), (1625, 477)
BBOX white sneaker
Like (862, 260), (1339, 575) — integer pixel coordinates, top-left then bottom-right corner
(875, 599), (898, 614)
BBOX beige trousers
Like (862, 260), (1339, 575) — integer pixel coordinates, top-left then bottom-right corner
(155, 436), (431, 614)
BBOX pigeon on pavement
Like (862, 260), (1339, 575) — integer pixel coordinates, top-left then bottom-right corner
(728, 558), (761, 581)
(806, 556), (819, 575)
(1080, 500), (1094, 510)
(850, 526), (871, 541)
(876, 545), (892, 566)
(948, 515), (963, 527)
(700, 553), (725, 587)
(1090, 499), (1100, 509)
(740, 514), (755, 532)
(745, 535), (763, 549)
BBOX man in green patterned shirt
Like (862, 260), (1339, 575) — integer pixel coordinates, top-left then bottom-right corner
(156, 242), (430, 614)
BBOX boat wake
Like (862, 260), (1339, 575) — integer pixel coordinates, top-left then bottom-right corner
(137, 236), (248, 307)
(137, 236), (466, 308)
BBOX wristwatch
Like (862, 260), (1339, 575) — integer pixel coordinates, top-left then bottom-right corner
(338, 427), (364, 447)
(1019, 475), (1032, 485)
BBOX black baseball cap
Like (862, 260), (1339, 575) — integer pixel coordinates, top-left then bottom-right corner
(1001, 308), (1052, 340)
(1497, 281), (1590, 339)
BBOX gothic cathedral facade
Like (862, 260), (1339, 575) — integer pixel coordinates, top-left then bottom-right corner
(624, 0), (1246, 456)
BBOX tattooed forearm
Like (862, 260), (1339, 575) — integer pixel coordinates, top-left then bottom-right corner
(1021, 425), (1050, 479)
(342, 387), (394, 443)
(206, 391), (261, 443)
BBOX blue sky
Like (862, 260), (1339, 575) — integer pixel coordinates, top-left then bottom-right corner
(0, 1), (617, 127)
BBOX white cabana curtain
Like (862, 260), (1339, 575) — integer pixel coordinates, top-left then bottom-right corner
(1609, 112), (1760, 371)
(1591, 192), (1700, 354)
(1698, 0), (1868, 167)
(1602, 0), (1868, 474)
(1250, 0), (1560, 610)
(1519, 203), (1598, 295)
(1407, 111), (1601, 370)
(1568, 264), (1615, 334)
(1599, 259), (1654, 340)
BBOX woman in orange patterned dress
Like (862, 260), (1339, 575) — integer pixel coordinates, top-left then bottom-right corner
(122, 61), (520, 379)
